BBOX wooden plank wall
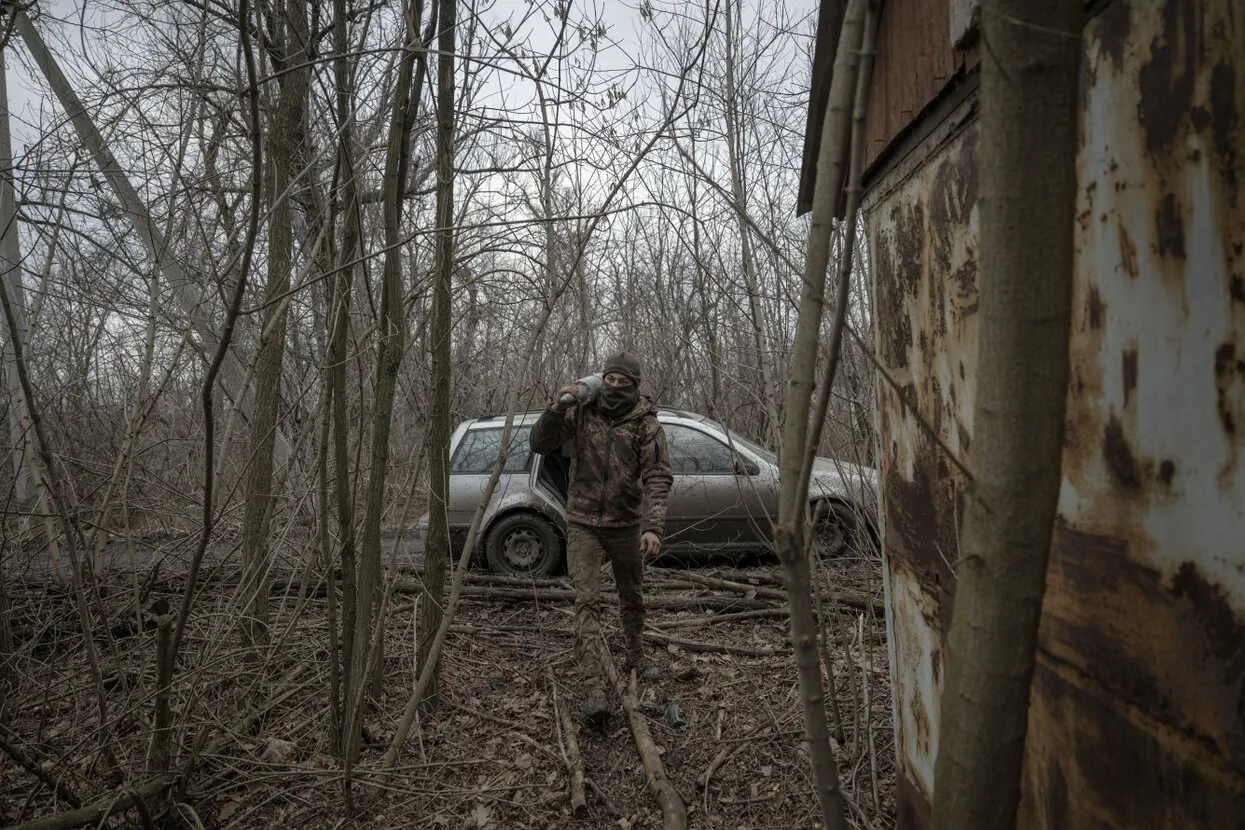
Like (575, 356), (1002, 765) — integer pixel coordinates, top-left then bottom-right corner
(863, 0), (965, 171)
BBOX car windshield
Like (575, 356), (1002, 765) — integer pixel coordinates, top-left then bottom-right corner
(697, 417), (778, 465)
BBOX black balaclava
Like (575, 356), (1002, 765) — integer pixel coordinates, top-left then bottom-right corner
(597, 351), (642, 420)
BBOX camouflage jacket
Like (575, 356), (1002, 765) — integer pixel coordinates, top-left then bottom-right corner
(529, 396), (673, 538)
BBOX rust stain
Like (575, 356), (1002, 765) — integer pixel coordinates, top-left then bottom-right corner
(1214, 342), (1239, 435)
(1137, 0), (1198, 156)
(928, 141), (977, 275)
(1118, 225), (1139, 278)
(1158, 459), (1175, 486)
(952, 261), (978, 318)
(1155, 192), (1187, 259)
(1093, 0), (1130, 72)
(1170, 562), (1245, 664)
(1041, 522), (1245, 772)
(1026, 654), (1245, 830)
(1087, 286), (1105, 330)
(896, 772), (932, 830)
(1208, 61), (1239, 196)
(1102, 414), (1143, 493)
(872, 203), (923, 370)
(1122, 348), (1138, 406)
(909, 687), (931, 758)
(884, 455), (958, 586)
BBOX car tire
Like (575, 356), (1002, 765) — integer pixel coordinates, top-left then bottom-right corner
(484, 512), (564, 577)
(810, 501), (859, 558)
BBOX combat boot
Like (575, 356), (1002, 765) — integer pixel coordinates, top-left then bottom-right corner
(625, 649), (662, 682)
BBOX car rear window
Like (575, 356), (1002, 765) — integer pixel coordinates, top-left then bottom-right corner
(450, 426), (533, 474)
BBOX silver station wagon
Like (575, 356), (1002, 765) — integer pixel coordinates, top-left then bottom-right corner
(419, 407), (879, 576)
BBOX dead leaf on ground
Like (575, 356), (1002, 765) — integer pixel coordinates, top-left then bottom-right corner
(471, 802), (493, 827)
(261, 737), (297, 764)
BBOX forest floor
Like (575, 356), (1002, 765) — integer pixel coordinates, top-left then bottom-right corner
(2, 538), (895, 829)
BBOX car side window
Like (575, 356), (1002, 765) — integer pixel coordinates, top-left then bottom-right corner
(664, 424), (736, 475)
(451, 426), (532, 474)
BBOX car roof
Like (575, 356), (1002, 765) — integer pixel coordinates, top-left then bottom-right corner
(462, 406), (711, 429)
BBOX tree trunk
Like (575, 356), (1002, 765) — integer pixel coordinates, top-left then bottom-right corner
(773, 1), (867, 828)
(239, 0), (311, 649)
(328, 0), (360, 763)
(421, 0), (457, 712)
(930, 3), (1082, 829)
(0, 53), (36, 521)
(722, 0), (780, 449)
(346, 0), (425, 759)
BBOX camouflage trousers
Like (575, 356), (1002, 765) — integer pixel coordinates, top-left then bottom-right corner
(566, 522), (645, 698)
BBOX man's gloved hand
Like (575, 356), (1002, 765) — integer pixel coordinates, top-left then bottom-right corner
(550, 384), (578, 412)
(641, 531), (662, 560)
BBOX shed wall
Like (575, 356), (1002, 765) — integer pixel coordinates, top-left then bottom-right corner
(866, 0), (1245, 826)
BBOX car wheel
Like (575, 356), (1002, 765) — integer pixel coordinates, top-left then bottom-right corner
(811, 501), (858, 558)
(484, 512), (564, 577)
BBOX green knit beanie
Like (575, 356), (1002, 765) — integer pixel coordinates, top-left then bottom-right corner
(601, 351), (642, 383)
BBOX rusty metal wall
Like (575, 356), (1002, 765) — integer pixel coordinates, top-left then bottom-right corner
(865, 0), (1245, 826)
(866, 90), (978, 827)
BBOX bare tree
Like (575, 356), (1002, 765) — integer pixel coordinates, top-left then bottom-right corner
(344, 0), (426, 762)
(931, 2), (1082, 828)
(239, 0), (313, 649)
(773, 0), (871, 826)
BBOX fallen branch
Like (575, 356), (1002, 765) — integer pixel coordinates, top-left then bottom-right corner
(653, 569), (787, 601)
(414, 583), (776, 613)
(700, 740), (749, 808)
(643, 628), (781, 657)
(652, 607), (793, 630)
(822, 587), (885, 618)
(704, 569), (786, 587)
(549, 671), (587, 818)
(0, 727), (82, 808)
(655, 569), (884, 617)
(653, 602), (888, 632)
(4, 774), (177, 830)
(604, 652), (687, 830)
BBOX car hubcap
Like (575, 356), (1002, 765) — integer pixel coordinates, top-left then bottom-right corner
(814, 521), (846, 557)
(502, 527), (544, 570)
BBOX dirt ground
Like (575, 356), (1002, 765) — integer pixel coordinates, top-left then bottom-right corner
(2, 546), (895, 829)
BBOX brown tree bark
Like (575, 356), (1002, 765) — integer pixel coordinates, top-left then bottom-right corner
(420, 0), (457, 713)
(239, 0), (311, 648)
(771, 0), (881, 826)
(772, 1), (868, 828)
(327, 0), (361, 763)
(931, 2), (1082, 828)
(345, 0), (426, 761)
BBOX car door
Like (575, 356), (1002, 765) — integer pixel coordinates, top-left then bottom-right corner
(661, 423), (763, 552)
(447, 425), (533, 528)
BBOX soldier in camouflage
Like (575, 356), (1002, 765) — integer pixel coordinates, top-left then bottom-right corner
(530, 352), (673, 726)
